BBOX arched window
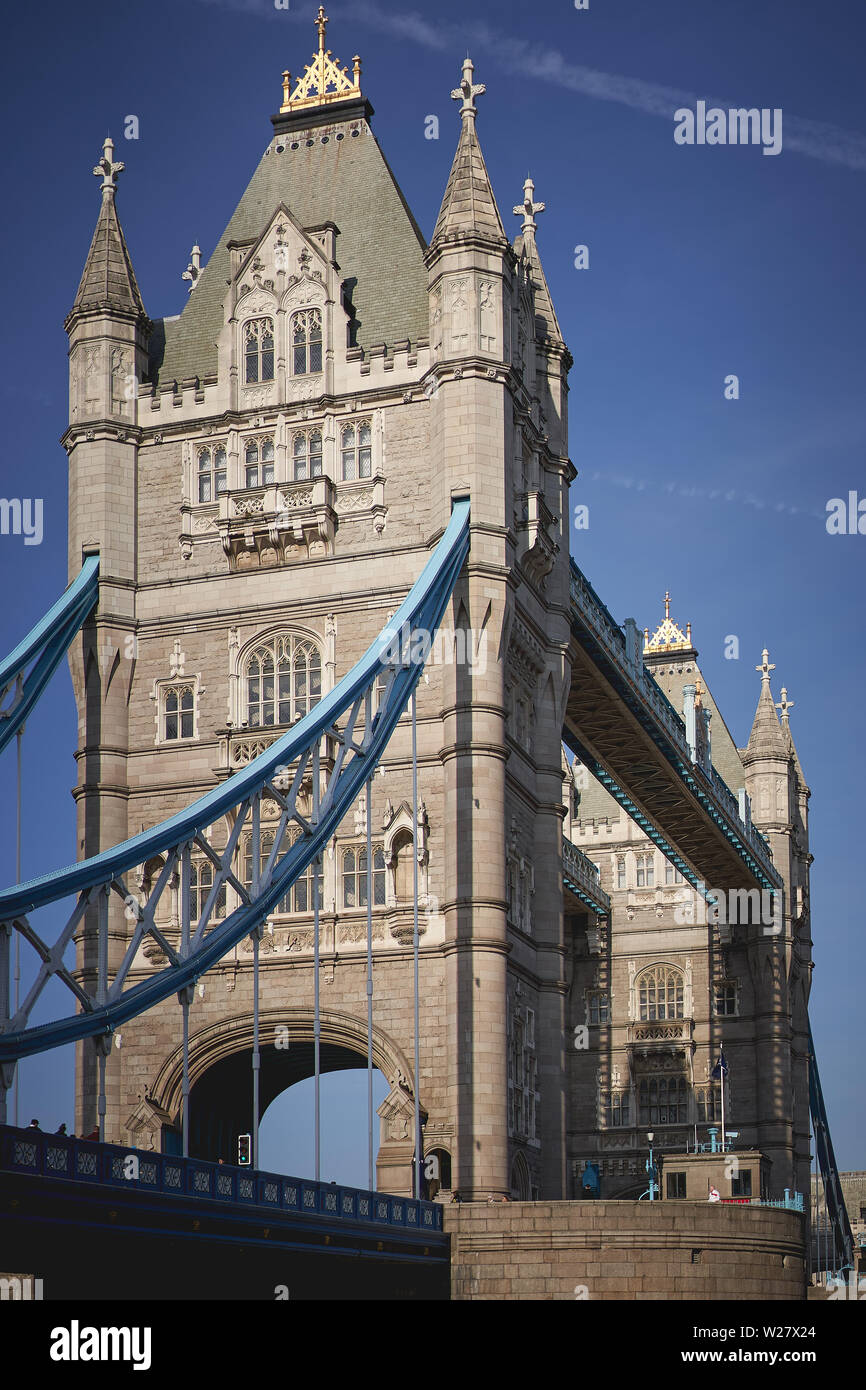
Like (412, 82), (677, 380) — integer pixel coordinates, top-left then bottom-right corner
(341, 845), (386, 908)
(197, 445), (227, 503)
(190, 858), (226, 921)
(638, 1075), (688, 1125)
(636, 964), (684, 1021)
(244, 318), (275, 384)
(292, 308), (322, 375)
(340, 421), (372, 480)
(244, 436), (275, 488)
(244, 634), (322, 728)
(292, 429), (323, 480)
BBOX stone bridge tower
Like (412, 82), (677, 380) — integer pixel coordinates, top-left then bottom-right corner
(64, 14), (576, 1199)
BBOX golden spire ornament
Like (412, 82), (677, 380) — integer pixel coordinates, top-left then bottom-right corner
(279, 7), (362, 114)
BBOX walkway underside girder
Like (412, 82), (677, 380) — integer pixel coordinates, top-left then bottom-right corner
(565, 640), (777, 894)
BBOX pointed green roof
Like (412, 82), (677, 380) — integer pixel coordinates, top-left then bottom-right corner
(151, 120), (429, 385)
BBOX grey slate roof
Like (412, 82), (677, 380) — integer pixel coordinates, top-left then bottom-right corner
(514, 231), (563, 344)
(151, 122), (429, 385)
(745, 682), (791, 762)
(70, 194), (147, 321)
(431, 117), (508, 248)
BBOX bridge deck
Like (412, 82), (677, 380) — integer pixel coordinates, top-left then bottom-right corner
(568, 559), (780, 893)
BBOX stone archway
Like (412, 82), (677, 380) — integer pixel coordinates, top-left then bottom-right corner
(135, 1008), (422, 1192)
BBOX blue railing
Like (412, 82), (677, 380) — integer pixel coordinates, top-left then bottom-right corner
(0, 1124), (444, 1233)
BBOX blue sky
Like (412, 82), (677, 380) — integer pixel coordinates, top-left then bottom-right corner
(0, 0), (863, 1174)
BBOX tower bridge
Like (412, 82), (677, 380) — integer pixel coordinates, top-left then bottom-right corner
(0, 8), (852, 1291)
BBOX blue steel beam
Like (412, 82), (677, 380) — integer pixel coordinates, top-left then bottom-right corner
(808, 1021), (854, 1271)
(0, 556), (100, 757)
(0, 503), (470, 1064)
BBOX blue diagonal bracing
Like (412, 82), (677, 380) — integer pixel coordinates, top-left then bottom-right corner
(0, 556), (100, 757)
(808, 1021), (854, 1270)
(0, 503), (471, 1065)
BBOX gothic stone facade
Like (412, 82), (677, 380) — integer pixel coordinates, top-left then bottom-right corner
(64, 26), (811, 1205)
(64, 38), (573, 1201)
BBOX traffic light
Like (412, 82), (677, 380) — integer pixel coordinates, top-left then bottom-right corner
(237, 1133), (251, 1166)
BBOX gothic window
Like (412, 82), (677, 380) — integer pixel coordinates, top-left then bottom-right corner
(616, 856), (626, 891)
(637, 964), (684, 1021)
(587, 991), (610, 1025)
(341, 845), (386, 908)
(241, 826), (322, 915)
(244, 436), (275, 488)
(190, 858), (227, 921)
(507, 1008), (538, 1142)
(244, 318), (275, 384)
(696, 1085), (722, 1123)
(636, 853), (655, 887)
(292, 429), (323, 481)
(604, 1091), (630, 1127)
(638, 1075), (688, 1125)
(292, 308), (323, 375)
(665, 862), (683, 885)
(340, 421), (372, 480)
(713, 981), (738, 1016)
(197, 445), (227, 503)
(162, 684), (195, 741)
(244, 634), (322, 728)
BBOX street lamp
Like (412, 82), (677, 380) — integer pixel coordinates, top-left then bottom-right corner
(646, 1131), (657, 1201)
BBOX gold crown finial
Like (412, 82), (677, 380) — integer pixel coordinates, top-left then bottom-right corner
(279, 8), (362, 114)
(643, 591), (692, 655)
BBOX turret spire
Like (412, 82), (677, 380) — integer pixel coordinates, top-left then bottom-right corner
(431, 56), (506, 247)
(744, 648), (789, 762)
(93, 135), (124, 201)
(513, 176), (545, 237)
(67, 137), (147, 326)
(451, 55), (486, 123)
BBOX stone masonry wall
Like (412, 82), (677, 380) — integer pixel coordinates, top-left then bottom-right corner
(445, 1200), (807, 1300)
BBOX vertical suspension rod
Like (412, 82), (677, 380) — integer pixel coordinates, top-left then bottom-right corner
(411, 689), (421, 1201)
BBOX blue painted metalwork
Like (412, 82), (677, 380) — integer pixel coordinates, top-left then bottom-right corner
(562, 836), (610, 916)
(569, 557), (780, 891)
(564, 731), (721, 907)
(0, 556), (99, 757)
(808, 1021), (854, 1268)
(0, 1123), (444, 1233)
(0, 502), (470, 1068)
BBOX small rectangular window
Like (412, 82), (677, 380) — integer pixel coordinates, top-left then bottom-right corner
(666, 1171), (687, 1199)
(616, 857), (626, 891)
(731, 1170), (752, 1197)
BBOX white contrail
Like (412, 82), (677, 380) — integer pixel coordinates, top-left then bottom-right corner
(582, 469), (825, 520)
(193, 0), (866, 172)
